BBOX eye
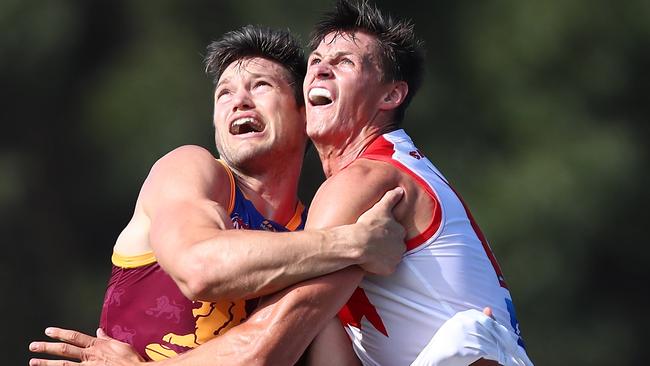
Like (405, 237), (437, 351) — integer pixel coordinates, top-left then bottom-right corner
(252, 80), (273, 95)
(254, 80), (271, 88)
(216, 88), (231, 100)
(309, 57), (321, 66)
(341, 58), (354, 65)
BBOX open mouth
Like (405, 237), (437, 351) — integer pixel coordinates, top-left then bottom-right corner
(308, 87), (333, 106)
(230, 117), (264, 135)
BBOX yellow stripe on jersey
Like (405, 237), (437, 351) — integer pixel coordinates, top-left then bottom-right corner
(216, 159), (236, 215)
(112, 251), (157, 268)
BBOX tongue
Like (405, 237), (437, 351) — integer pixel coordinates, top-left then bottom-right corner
(311, 95), (332, 106)
(232, 122), (260, 135)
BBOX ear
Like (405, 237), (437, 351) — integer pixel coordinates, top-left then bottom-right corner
(378, 81), (408, 111)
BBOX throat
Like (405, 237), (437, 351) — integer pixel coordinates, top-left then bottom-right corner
(317, 147), (364, 177)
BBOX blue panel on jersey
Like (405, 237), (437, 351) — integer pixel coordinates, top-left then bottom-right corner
(230, 185), (306, 232)
(505, 298), (526, 349)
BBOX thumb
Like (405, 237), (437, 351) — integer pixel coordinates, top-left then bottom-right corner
(96, 328), (109, 339)
(373, 187), (404, 213)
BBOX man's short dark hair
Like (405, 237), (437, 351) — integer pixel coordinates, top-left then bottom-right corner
(309, 0), (424, 122)
(205, 25), (307, 106)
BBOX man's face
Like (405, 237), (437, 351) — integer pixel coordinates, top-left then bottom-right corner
(304, 31), (387, 143)
(213, 57), (306, 171)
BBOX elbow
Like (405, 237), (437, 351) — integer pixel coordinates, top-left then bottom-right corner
(173, 252), (226, 301)
(177, 275), (212, 301)
(165, 244), (248, 302)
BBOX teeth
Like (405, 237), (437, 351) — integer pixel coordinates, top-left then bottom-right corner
(309, 88), (331, 99)
(230, 117), (263, 134)
(308, 88), (333, 106)
(232, 117), (255, 126)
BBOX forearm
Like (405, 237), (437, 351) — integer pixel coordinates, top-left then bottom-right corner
(168, 227), (364, 302)
(157, 267), (365, 366)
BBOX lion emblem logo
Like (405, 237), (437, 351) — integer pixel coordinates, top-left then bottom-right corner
(145, 300), (246, 360)
(145, 296), (185, 324)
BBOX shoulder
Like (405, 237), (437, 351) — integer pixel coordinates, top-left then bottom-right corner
(141, 145), (232, 209)
(150, 145), (222, 176)
(306, 159), (401, 229)
(320, 159), (400, 196)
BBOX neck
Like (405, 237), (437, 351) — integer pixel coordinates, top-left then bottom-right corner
(228, 154), (303, 226)
(315, 122), (397, 177)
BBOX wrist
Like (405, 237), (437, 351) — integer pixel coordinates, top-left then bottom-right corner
(327, 224), (366, 265)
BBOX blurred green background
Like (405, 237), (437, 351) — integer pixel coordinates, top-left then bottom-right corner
(4, 0), (648, 364)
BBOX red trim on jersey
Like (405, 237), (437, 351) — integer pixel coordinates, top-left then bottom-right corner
(360, 136), (443, 252)
(361, 134), (508, 289)
(338, 287), (388, 337)
(447, 186), (509, 289)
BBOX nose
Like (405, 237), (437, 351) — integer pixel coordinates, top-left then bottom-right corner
(312, 63), (333, 80)
(231, 89), (254, 111)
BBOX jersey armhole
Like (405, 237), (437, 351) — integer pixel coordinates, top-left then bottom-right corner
(216, 159), (236, 215)
(112, 251), (157, 268)
(284, 201), (305, 231)
(359, 154), (443, 252)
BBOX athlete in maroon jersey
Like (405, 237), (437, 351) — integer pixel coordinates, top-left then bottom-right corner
(29, 24), (406, 365)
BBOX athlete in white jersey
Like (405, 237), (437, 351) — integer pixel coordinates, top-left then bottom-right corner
(304, 1), (532, 365)
(337, 129), (530, 365)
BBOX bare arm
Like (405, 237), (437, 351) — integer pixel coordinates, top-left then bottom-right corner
(306, 317), (360, 366)
(153, 267), (365, 366)
(157, 175), (405, 365)
(139, 146), (403, 301)
(29, 175), (405, 366)
(28, 268), (365, 366)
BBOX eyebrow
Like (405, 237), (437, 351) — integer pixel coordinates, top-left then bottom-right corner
(217, 72), (284, 89)
(216, 77), (230, 89)
(310, 51), (354, 59)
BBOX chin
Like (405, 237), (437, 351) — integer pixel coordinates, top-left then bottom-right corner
(306, 120), (329, 140)
(225, 144), (268, 164)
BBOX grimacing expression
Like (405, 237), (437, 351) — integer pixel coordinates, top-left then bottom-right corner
(303, 31), (388, 143)
(213, 57), (306, 171)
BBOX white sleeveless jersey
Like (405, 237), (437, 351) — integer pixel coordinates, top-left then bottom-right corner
(338, 129), (529, 366)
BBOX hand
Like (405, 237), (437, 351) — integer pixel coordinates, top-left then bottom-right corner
(354, 187), (406, 275)
(29, 327), (145, 366)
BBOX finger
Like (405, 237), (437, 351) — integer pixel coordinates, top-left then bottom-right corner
(30, 358), (80, 366)
(482, 307), (494, 319)
(45, 327), (96, 348)
(29, 341), (84, 360)
(372, 187), (405, 213)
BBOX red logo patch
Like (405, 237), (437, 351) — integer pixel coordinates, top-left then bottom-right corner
(338, 287), (388, 337)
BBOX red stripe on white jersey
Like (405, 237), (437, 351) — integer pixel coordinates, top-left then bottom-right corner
(361, 136), (442, 252)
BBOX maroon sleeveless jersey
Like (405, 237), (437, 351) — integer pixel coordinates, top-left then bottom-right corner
(99, 163), (307, 360)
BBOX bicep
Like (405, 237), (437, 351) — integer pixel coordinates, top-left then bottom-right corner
(149, 198), (232, 266)
(139, 147), (233, 270)
(306, 163), (396, 229)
